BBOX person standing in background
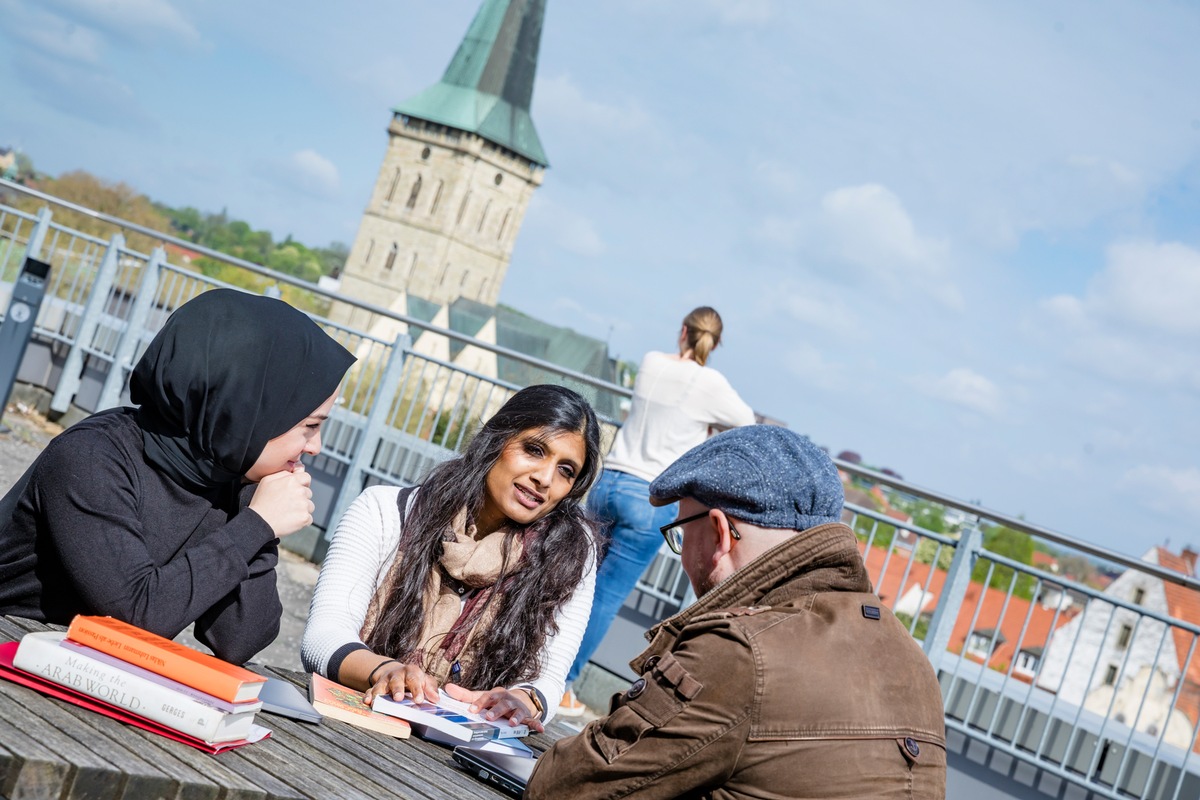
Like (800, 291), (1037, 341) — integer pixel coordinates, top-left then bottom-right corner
(559, 306), (754, 716)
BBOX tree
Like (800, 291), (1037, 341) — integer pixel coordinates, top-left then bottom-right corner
(972, 524), (1037, 599)
(15, 171), (173, 254)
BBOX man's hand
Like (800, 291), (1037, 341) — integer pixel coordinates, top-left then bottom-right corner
(248, 464), (314, 537)
(444, 683), (545, 732)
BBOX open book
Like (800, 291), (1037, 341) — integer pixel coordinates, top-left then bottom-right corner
(370, 689), (529, 743)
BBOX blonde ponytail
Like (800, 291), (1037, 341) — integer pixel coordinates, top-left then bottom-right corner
(681, 306), (723, 367)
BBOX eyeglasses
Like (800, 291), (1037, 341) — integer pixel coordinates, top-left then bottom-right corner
(659, 509), (740, 555)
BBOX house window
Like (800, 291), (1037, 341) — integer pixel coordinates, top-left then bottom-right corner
(477, 200), (491, 233)
(386, 168), (401, 202)
(430, 180), (444, 215)
(966, 633), (992, 659)
(406, 176), (423, 210)
(1103, 664), (1119, 686)
(1116, 624), (1133, 650)
(1014, 651), (1040, 677)
(1133, 588), (1145, 605)
(383, 244), (398, 272)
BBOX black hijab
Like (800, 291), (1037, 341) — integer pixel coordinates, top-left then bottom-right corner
(130, 289), (356, 490)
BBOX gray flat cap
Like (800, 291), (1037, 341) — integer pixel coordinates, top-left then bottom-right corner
(649, 425), (844, 532)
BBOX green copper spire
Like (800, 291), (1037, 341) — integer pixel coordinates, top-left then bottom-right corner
(395, 0), (549, 167)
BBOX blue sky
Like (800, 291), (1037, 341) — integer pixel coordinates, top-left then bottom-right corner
(2, 0), (1199, 559)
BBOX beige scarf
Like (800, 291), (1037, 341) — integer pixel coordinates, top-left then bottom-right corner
(366, 509), (526, 684)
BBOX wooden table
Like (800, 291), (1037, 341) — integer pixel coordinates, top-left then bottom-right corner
(0, 616), (576, 800)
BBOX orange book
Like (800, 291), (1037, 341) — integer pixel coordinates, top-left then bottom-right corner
(65, 616), (267, 703)
(308, 673), (411, 738)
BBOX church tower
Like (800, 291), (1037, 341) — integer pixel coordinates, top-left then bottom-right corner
(337, 0), (548, 319)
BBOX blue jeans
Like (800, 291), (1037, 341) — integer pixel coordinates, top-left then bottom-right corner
(567, 469), (678, 684)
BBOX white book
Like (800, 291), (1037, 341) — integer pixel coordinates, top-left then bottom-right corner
(14, 631), (257, 743)
(370, 689), (529, 743)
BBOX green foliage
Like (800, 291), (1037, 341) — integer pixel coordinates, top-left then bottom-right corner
(160, 204), (345, 285)
(895, 612), (930, 642)
(852, 514), (895, 551)
(915, 537), (954, 570)
(973, 524), (1037, 600)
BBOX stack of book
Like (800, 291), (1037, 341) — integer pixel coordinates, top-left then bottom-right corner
(2, 615), (272, 752)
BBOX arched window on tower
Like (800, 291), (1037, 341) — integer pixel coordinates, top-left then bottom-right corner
(430, 180), (444, 215)
(479, 277), (490, 300)
(386, 168), (401, 202)
(437, 262), (450, 288)
(406, 176), (423, 209)
(459, 269), (470, 289)
(364, 239), (375, 265)
(383, 243), (398, 271)
(497, 209), (511, 242)
(477, 200), (491, 234)
(456, 192), (472, 226)
(406, 252), (418, 280)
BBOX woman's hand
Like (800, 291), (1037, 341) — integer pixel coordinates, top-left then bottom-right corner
(363, 662), (440, 706)
(248, 464), (314, 537)
(444, 684), (545, 733)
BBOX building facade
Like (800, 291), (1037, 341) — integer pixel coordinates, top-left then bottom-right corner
(337, 0), (549, 331)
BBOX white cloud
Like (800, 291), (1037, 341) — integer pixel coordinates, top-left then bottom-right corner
(290, 150), (340, 199)
(527, 197), (606, 258)
(8, 11), (105, 65)
(255, 150), (341, 202)
(1033, 240), (1200, 392)
(924, 368), (1003, 417)
(535, 74), (654, 138)
(783, 343), (846, 391)
(703, 0), (777, 26)
(1119, 464), (1200, 517)
(1088, 241), (1200, 336)
(772, 281), (862, 335)
(817, 184), (962, 310)
(43, 0), (202, 47)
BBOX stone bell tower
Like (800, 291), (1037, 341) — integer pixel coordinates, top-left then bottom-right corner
(337, 0), (549, 321)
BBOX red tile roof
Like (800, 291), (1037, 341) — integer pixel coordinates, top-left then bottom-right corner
(857, 542), (1075, 682)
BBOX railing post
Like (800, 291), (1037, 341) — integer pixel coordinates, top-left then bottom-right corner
(325, 332), (413, 542)
(26, 206), (52, 260)
(49, 232), (124, 415)
(96, 246), (163, 410)
(922, 520), (983, 670)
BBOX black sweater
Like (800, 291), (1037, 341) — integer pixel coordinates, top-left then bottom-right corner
(0, 408), (281, 664)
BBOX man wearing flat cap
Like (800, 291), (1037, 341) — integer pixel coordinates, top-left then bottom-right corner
(527, 425), (946, 799)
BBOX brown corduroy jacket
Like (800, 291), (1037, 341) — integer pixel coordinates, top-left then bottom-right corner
(526, 522), (947, 800)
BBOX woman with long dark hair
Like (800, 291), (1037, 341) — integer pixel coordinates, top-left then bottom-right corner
(0, 289), (355, 664)
(301, 384), (603, 730)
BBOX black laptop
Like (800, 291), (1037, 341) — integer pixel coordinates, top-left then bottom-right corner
(452, 746), (538, 797)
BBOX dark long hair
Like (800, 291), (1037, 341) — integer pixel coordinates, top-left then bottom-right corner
(364, 384), (603, 689)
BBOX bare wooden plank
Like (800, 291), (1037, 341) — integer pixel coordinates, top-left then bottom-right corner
(0, 715), (74, 800)
(0, 678), (125, 800)
(227, 738), (384, 800)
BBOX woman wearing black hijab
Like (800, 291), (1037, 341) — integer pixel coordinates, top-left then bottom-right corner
(0, 289), (355, 664)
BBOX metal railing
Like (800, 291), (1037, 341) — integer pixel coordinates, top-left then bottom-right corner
(2, 179), (1199, 799)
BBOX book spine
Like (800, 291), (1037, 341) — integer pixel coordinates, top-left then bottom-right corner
(66, 617), (249, 702)
(14, 635), (245, 743)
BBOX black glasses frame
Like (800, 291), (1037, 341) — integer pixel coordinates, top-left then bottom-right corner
(659, 509), (740, 555)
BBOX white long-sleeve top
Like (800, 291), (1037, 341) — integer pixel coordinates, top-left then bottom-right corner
(301, 485), (595, 723)
(606, 351), (756, 482)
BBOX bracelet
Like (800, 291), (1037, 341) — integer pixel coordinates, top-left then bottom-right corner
(367, 659), (401, 685)
(515, 684), (546, 720)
